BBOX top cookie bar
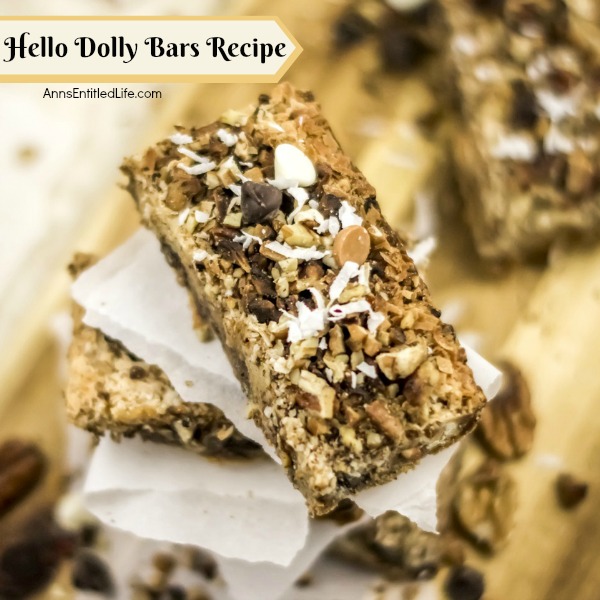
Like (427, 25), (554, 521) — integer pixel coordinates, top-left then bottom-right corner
(443, 0), (600, 261)
(123, 83), (485, 516)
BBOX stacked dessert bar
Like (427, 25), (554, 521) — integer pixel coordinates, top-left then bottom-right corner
(442, 0), (600, 261)
(65, 84), (491, 596)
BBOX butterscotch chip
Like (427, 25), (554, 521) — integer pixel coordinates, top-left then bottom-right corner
(333, 225), (371, 267)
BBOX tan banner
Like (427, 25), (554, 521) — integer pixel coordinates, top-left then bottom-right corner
(0, 16), (302, 83)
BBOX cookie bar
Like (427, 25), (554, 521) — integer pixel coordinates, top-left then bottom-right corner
(123, 83), (485, 516)
(332, 511), (441, 579)
(66, 303), (261, 459)
(442, 0), (600, 261)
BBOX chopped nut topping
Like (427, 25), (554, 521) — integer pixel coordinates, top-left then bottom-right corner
(365, 400), (405, 442)
(453, 460), (517, 553)
(476, 361), (536, 460)
(375, 342), (428, 379)
(296, 370), (335, 418)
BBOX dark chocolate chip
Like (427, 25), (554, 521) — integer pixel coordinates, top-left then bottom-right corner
(469, 0), (505, 16)
(556, 473), (588, 509)
(72, 550), (115, 596)
(165, 585), (187, 600)
(363, 196), (380, 213)
(241, 181), (282, 225)
(332, 8), (372, 50)
(251, 268), (277, 298)
(79, 523), (99, 547)
(248, 298), (281, 324)
(319, 194), (342, 218)
(0, 536), (63, 599)
(511, 80), (538, 129)
(129, 365), (147, 380)
(380, 28), (430, 72)
(258, 93), (270, 104)
(444, 565), (485, 600)
(189, 548), (218, 580)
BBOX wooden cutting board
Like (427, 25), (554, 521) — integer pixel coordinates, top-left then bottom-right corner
(1, 1), (598, 599)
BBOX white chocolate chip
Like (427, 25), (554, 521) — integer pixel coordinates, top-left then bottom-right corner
(274, 143), (317, 187)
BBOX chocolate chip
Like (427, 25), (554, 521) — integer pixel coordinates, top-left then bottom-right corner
(165, 585), (187, 600)
(189, 548), (218, 580)
(380, 28), (430, 72)
(241, 181), (282, 225)
(251, 268), (277, 298)
(72, 550), (115, 596)
(79, 523), (99, 547)
(469, 0), (505, 16)
(129, 365), (147, 380)
(258, 93), (270, 105)
(332, 8), (372, 50)
(318, 194), (342, 217)
(511, 80), (538, 129)
(444, 565), (485, 600)
(0, 536), (63, 599)
(248, 298), (281, 324)
(556, 473), (588, 509)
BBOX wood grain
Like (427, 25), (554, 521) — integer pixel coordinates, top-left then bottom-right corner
(0, 0), (598, 598)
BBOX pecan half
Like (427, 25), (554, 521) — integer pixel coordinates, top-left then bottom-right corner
(452, 460), (517, 553)
(476, 361), (536, 460)
(0, 440), (47, 519)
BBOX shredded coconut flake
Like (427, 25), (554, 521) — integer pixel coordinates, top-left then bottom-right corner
(217, 128), (239, 147)
(328, 300), (372, 321)
(192, 249), (208, 262)
(357, 361), (377, 379)
(169, 132), (193, 145)
(407, 236), (437, 267)
(178, 146), (210, 164)
(177, 161), (216, 176)
(358, 263), (371, 288)
(287, 188), (311, 223)
(228, 184), (242, 196)
(339, 201), (363, 228)
(233, 231), (263, 250)
(367, 311), (385, 333)
(490, 134), (537, 161)
(267, 121), (285, 132)
(329, 261), (360, 302)
(264, 241), (328, 261)
(295, 208), (325, 226)
(178, 208), (190, 226)
(267, 177), (299, 190)
(288, 186), (309, 204)
(350, 372), (358, 388)
(194, 210), (211, 224)
(536, 88), (580, 122)
(452, 34), (479, 56)
(544, 124), (576, 155)
(318, 337), (327, 350)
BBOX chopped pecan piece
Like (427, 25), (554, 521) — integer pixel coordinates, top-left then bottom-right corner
(0, 439), (47, 519)
(375, 342), (427, 380)
(365, 400), (405, 442)
(476, 361), (536, 460)
(296, 371), (335, 419)
(452, 460), (517, 553)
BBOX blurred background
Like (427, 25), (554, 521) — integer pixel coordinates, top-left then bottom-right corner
(0, 1), (599, 599)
